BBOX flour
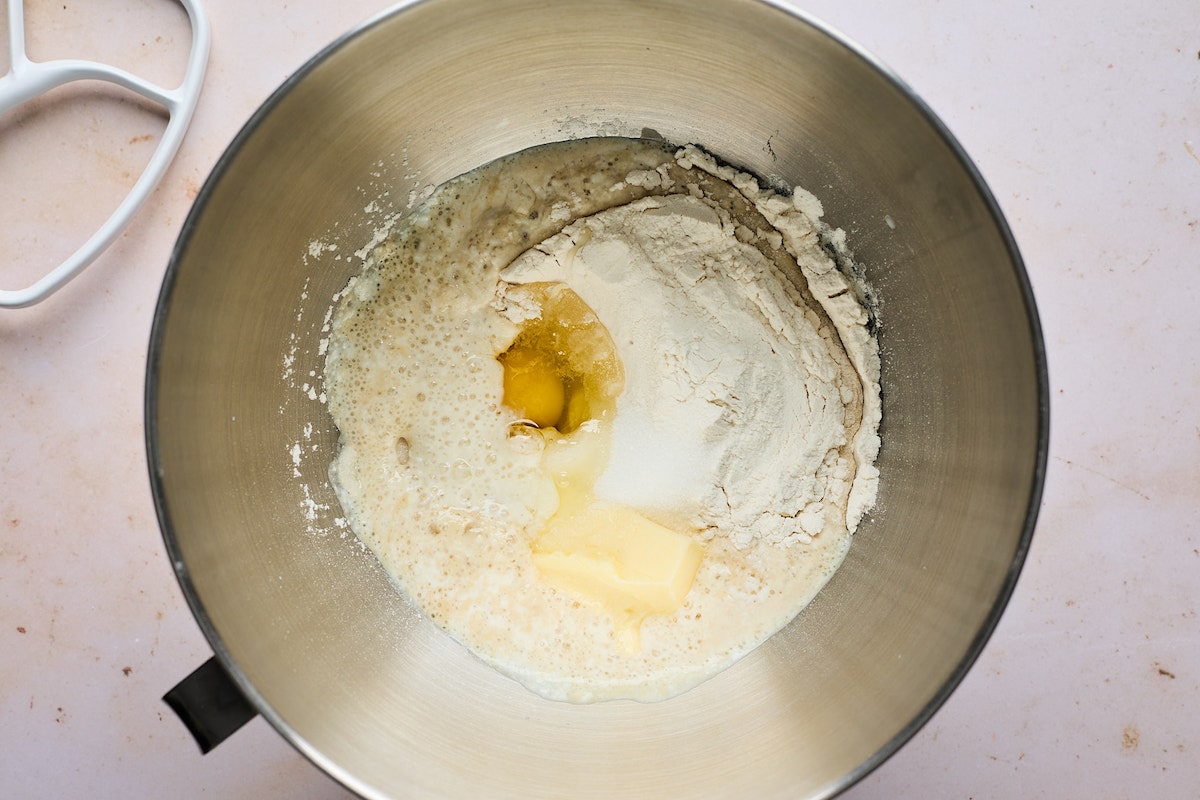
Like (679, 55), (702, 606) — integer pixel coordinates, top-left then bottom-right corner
(501, 175), (879, 548)
(675, 146), (882, 530)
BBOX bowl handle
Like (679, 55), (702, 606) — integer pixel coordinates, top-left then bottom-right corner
(163, 656), (259, 754)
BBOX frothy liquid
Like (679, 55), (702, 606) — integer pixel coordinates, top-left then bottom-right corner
(323, 138), (878, 703)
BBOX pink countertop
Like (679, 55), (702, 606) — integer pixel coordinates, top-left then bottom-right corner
(2, 1), (1198, 797)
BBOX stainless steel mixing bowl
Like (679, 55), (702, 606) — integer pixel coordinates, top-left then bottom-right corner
(146, 0), (1047, 797)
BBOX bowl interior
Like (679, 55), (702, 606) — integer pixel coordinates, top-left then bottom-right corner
(148, 1), (1045, 798)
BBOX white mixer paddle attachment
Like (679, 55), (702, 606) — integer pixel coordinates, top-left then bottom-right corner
(0, 0), (210, 308)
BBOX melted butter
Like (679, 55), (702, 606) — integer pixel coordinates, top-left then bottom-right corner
(499, 282), (704, 651)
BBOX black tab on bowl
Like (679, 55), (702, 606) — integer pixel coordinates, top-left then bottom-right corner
(164, 655), (259, 754)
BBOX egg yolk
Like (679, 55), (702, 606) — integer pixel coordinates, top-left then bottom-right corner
(501, 346), (566, 429)
(497, 282), (623, 432)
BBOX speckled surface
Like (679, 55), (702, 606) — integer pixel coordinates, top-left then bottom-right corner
(2, 0), (1197, 797)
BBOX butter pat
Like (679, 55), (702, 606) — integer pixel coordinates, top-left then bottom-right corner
(533, 503), (703, 652)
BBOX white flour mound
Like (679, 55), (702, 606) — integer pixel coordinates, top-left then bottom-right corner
(502, 172), (880, 549)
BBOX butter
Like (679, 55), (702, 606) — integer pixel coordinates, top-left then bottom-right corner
(533, 502), (703, 653)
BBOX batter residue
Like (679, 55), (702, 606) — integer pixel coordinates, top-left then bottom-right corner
(323, 137), (881, 702)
